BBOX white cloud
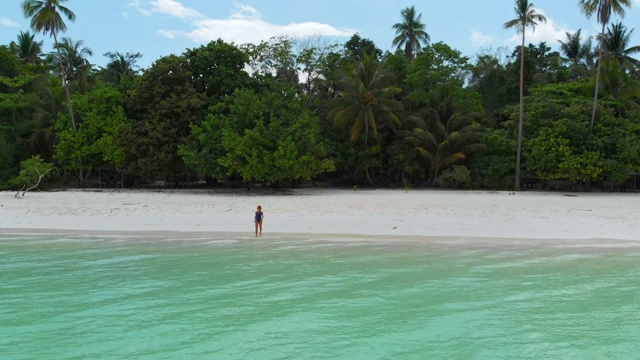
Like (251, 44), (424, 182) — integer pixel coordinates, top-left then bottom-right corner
(127, 0), (151, 16)
(151, 0), (203, 20)
(470, 31), (495, 46)
(0, 17), (19, 28)
(134, 1), (355, 45)
(505, 9), (571, 47)
(157, 29), (177, 39)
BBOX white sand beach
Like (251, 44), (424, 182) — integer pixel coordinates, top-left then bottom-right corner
(1, 189), (639, 242)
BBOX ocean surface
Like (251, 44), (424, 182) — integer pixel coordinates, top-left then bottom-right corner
(1, 234), (640, 359)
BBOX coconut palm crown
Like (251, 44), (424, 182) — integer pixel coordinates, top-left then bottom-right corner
(392, 6), (430, 61)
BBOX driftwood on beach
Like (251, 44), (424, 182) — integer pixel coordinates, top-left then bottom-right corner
(15, 167), (52, 198)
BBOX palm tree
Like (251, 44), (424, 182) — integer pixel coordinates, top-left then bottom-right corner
(9, 31), (44, 64)
(47, 37), (93, 92)
(598, 22), (640, 101)
(21, 0), (78, 132)
(392, 6), (430, 61)
(404, 95), (484, 186)
(48, 37), (93, 92)
(601, 22), (640, 71)
(329, 52), (403, 184)
(558, 29), (593, 78)
(578, 0), (632, 132)
(102, 51), (143, 84)
(504, 0), (546, 191)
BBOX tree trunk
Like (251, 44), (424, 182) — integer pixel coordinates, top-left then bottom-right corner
(515, 29), (525, 191)
(363, 114), (375, 186)
(364, 168), (375, 186)
(53, 31), (85, 186)
(590, 22), (606, 133)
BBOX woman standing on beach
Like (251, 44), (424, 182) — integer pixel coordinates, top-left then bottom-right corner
(255, 205), (264, 237)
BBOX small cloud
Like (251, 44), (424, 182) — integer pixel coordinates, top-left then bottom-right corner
(230, 4), (260, 20)
(127, 0), (151, 16)
(151, 0), (203, 20)
(122, 12), (130, 18)
(158, 29), (178, 39)
(0, 17), (20, 28)
(470, 31), (495, 46)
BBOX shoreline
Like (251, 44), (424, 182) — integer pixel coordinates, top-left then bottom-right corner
(3, 228), (640, 251)
(2, 188), (639, 242)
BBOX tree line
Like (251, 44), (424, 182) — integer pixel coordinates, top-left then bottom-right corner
(1, 0), (639, 191)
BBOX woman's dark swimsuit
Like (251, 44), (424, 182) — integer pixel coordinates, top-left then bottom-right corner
(255, 211), (263, 222)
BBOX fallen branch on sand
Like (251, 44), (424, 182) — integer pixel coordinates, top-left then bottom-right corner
(15, 167), (52, 198)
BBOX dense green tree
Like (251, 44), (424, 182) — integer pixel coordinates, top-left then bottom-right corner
(0, 46), (54, 184)
(179, 88), (261, 181)
(392, 6), (430, 61)
(124, 55), (206, 179)
(54, 83), (129, 178)
(345, 34), (382, 61)
(184, 39), (250, 101)
(470, 53), (514, 116)
(296, 38), (341, 98)
(504, 0), (547, 190)
(578, 0), (632, 131)
(404, 42), (472, 109)
(218, 85), (335, 185)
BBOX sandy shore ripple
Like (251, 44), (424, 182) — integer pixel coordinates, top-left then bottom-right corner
(1, 189), (639, 241)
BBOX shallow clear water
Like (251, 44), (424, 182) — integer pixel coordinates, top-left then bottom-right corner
(1, 235), (640, 359)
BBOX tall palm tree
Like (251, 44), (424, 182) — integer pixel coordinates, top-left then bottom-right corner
(504, 0), (546, 191)
(392, 6), (430, 61)
(9, 31), (44, 65)
(558, 29), (593, 77)
(21, 0), (78, 132)
(329, 52), (403, 184)
(48, 37), (93, 92)
(578, 0), (632, 132)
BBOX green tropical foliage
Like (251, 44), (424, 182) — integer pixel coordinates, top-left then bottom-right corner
(2, 3), (640, 192)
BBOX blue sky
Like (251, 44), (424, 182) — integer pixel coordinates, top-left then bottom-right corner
(1, 0), (639, 69)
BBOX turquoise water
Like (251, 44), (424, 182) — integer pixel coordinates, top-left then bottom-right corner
(1, 235), (640, 359)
